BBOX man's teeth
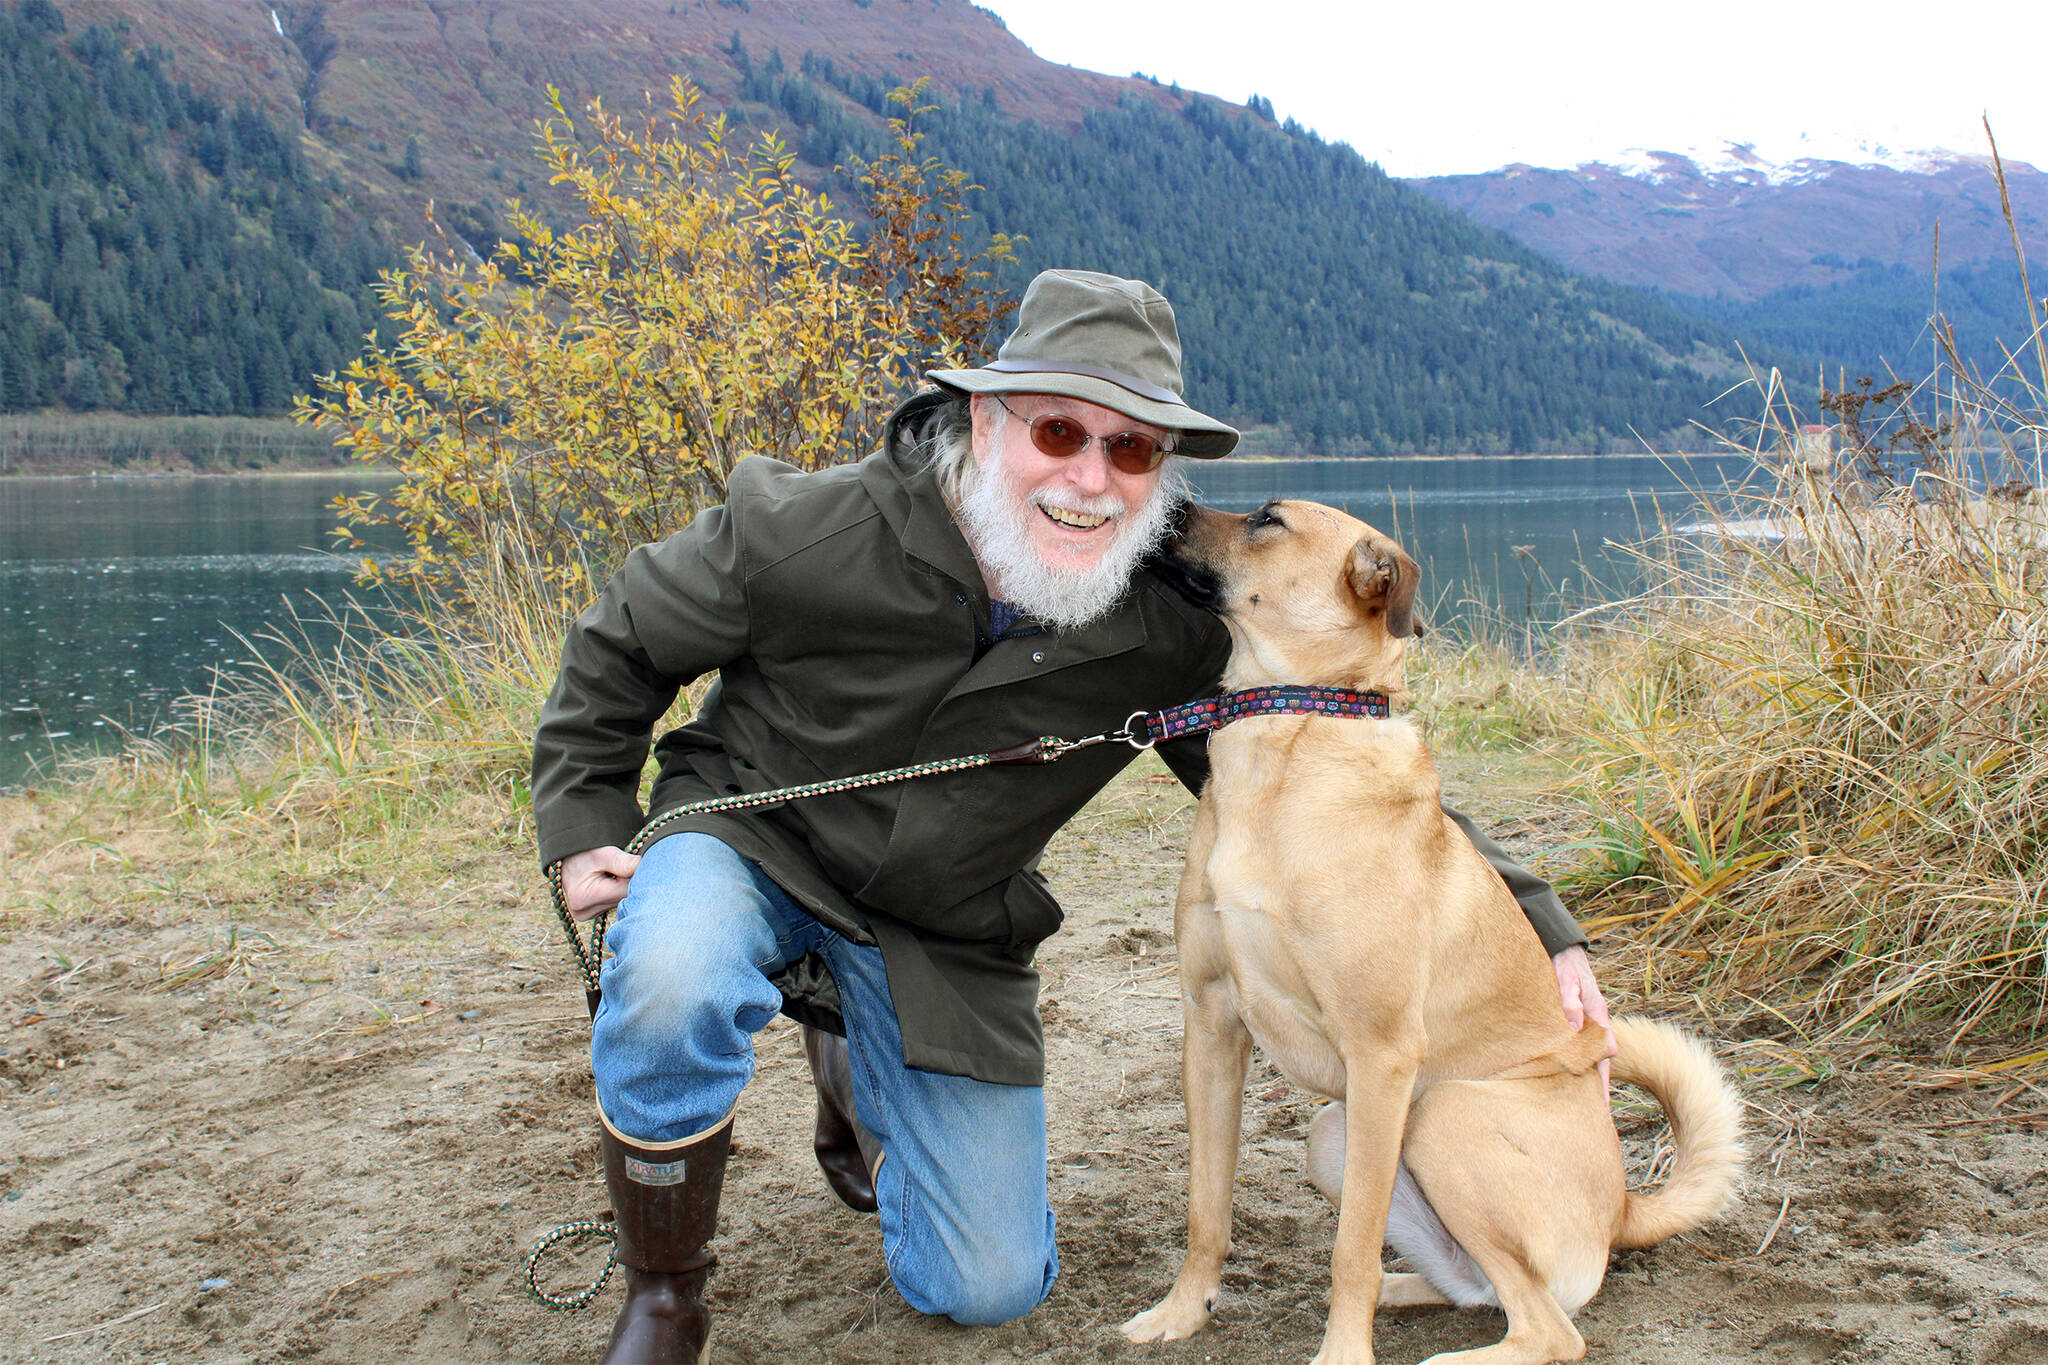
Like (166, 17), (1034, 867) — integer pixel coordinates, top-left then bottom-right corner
(1042, 506), (1109, 530)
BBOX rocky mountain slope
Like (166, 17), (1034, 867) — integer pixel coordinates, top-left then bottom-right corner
(1411, 144), (2048, 377)
(56, 0), (1166, 243)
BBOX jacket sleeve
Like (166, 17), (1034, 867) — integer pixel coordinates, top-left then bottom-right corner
(530, 497), (751, 868)
(1158, 735), (1212, 795)
(1443, 802), (1588, 955)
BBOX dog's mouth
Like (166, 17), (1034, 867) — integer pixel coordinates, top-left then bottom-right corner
(1147, 500), (1226, 611)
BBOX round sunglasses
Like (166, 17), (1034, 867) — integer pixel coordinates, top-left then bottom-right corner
(993, 396), (1174, 475)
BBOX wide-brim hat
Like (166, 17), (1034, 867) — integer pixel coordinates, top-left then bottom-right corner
(928, 269), (1240, 459)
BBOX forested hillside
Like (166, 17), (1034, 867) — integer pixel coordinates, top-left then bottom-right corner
(0, 0), (385, 413)
(4, 0), (1772, 451)
(760, 56), (1745, 452)
(1667, 262), (2035, 385)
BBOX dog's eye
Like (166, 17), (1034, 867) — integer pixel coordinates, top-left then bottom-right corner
(1247, 503), (1286, 531)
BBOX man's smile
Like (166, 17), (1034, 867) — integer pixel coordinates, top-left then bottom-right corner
(1040, 505), (1111, 532)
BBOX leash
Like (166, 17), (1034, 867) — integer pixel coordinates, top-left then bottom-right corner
(524, 682), (1387, 1309)
(543, 683), (1389, 1004)
(544, 731), (1124, 1016)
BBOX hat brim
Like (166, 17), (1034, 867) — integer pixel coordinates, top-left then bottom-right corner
(927, 367), (1239, 459)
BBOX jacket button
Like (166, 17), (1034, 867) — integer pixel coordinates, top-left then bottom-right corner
(955, 593), (968, 604)
(1031, 650), (1046, 664)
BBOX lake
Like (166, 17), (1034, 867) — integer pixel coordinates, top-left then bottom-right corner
(0, 453), (1757, 787)
(0, 474), (406, 788)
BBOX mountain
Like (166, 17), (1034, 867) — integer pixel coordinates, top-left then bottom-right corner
(4, 0), (1771, 452)
(0, 0), (392, 412)
(49, 0), (1181, 250)
(1411, 144), (2048, 380)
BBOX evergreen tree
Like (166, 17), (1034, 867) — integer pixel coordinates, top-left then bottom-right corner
(0, 0), (387, 416)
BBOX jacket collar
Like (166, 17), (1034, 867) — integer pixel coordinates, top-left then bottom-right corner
(859, 441), (986, 593)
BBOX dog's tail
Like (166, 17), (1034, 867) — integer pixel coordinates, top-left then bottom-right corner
(1610, 1015), (1746, 1250)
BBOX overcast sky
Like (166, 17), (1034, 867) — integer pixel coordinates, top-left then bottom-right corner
(976, 0), (2047, 178)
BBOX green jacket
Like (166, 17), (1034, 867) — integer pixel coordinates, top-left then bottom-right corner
(532, 430), (1585, 1085)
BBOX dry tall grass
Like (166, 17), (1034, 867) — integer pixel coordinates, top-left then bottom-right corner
(1541, 127), (2048, 1074)
(60, 552), (592, 848)
(1552, 359), (2047, 1065)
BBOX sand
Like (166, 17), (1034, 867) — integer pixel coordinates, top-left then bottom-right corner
(3, 760), (2044, 1364)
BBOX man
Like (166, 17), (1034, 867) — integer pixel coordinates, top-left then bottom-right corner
(532, 269), (1611, 1363)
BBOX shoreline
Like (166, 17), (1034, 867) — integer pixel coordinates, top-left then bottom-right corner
(1, 451), (1745, 481)
(0, 412), (347, 477)
(0, 462), (382, 481)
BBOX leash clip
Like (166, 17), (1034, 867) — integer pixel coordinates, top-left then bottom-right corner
(1036, 734), (1098, 762)
(1035, 711), (1156, 761)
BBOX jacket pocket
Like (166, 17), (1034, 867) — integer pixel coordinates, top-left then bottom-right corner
(1002, 868), (1065, 950)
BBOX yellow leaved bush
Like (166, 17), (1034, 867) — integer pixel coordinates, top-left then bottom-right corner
(298, 78), (1014, 609)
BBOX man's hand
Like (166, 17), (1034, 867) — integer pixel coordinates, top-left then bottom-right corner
(1552, 945), (1617, 1090)
(561, 846), (641, 922)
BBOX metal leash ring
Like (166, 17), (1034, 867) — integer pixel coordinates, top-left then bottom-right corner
(524, 1218), (619, 1311)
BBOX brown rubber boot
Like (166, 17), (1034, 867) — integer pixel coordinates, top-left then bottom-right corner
(802, 1026), (881, 1213)
(598, 1115), (732, 1365)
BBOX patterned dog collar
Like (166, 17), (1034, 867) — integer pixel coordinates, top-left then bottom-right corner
(1138, 685), (1391, 746)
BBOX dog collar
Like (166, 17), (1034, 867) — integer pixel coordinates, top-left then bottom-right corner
(1134, 685), (1391, 747)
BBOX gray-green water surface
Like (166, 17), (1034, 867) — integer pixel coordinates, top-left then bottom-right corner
(1, 473), (401, 787)
(0, 454), (1755, 787)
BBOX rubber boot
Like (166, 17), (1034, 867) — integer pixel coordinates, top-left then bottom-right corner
(802, 1026), (881, 1213)
(598, 1114), (732, 1365)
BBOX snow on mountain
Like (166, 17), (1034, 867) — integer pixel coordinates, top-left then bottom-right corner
(1412, 141), (2045, 300)
(1589, 139), (1980, 189)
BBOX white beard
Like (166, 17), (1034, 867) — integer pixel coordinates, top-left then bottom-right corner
(955, 434), (1184, 632)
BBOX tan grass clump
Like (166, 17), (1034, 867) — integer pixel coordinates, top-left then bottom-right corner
(1555, 376), (2048, 1058)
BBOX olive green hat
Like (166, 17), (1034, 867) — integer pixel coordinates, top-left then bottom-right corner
(928, 268), (1240, 459)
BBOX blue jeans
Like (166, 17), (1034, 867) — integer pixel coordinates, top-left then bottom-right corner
(592, 833), (1058, 1326)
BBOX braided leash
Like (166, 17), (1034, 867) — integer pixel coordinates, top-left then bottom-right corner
(543, 685), (1389, 996)
(544, 739), (1079, 1007)
(526, 684), (1389, 1310)
(523, 1219), (618, 1310)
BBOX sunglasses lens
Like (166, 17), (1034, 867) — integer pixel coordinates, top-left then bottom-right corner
(1103, 431), (1164, 475)
(1028, 416), (1089, 458)
(1015, 403), (1168, 474)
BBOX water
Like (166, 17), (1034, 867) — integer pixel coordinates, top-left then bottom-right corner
(0, 473), (402, 787)
(0, 454), (1758, 787)
(1182, 452), (1758, 620)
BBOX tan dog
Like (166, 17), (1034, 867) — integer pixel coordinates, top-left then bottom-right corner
(1121, 501), (1744, 1365)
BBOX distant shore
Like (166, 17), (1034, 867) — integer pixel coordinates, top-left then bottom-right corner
(3, 464), (385, 481)
(0, 413), (351, 476)
(3, 410), (1731, 477)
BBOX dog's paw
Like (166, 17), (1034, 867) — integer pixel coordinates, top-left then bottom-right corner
(1118, 1289), (1216, 1343)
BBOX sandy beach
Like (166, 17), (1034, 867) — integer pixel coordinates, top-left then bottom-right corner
(2, 755), (2042, 1363)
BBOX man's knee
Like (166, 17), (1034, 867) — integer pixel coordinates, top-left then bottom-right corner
(601, 947), (780, 1053)
(600, 836), (785, 1043)
(890, 1214), (1057, 1326)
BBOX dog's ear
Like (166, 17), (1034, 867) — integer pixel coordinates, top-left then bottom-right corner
(1346, 534), (1424, 640)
